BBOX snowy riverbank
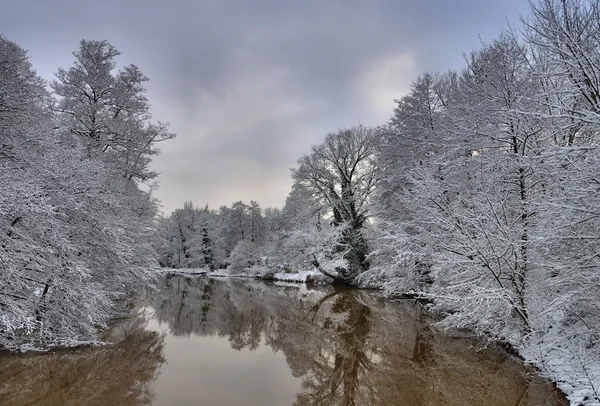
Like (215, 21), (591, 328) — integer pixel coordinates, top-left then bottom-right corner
(160, 268), (330, 284)
(522, 335), (600, 405)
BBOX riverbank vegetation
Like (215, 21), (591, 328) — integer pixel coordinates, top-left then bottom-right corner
(0, 37), (173, 350)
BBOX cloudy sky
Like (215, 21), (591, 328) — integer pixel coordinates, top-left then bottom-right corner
(1, 0), (531, 214)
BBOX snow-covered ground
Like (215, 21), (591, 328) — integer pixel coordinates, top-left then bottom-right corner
(523, 333), (600, 405)
(159, 268), (208, 275)
(272, 270), (329, 284)
(160, 267), (331, 285)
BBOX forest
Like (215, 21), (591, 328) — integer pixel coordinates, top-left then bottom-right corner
(1, 0), (600, 403)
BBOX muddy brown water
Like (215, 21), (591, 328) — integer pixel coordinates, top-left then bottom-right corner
(0, 275), (567, 406)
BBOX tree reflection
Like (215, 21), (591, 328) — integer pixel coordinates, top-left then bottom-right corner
(290, 291), (375, 406)
(151, 276), (567, 406)
(0, 315), (165, 406)
(153, 275), (276, 350)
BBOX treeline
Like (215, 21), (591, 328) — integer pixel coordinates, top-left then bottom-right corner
(0, 38), (173, 350)
(155, 200), (279, 271)
(160, 0), (600, 401)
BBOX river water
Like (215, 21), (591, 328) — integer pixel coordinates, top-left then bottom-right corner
(0, 275), (566, 406)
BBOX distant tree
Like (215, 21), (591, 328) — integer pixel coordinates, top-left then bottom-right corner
(197, 206), (215, 270)
(248, 200), (266, 245)
(155, 200), (271, 272)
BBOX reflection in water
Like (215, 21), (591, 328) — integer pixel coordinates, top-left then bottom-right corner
(0, 315), (165, 406)
(152, 276), (566, 406)
(0, 276), (566, 406)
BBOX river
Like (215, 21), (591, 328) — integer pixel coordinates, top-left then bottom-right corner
(0, 275), (567, 406)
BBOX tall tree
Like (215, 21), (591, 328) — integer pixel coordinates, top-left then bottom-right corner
(51, 39), (174, 181)
(292, 126), (378, 285)
(0, 36), (168, 350)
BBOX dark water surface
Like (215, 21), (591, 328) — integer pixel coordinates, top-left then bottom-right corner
(0, 275), (567, 406)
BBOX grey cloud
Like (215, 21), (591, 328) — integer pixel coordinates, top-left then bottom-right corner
(1, 0), (531, 213)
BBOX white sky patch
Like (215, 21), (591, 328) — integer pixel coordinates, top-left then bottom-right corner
(354, 52), (417, 125)
(155, 166), (293, 215)
(205, 174), (293, 211)
(151, 62), (327, 213)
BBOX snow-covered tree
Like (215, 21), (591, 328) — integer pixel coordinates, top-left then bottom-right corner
(155, 200), (272, 273)
(367, 3), (600, 398)
(0, 36), (169, 350)
(291, 126), (378, 285)
(363, 71), (459, 291)
(51, 40), (174, 181)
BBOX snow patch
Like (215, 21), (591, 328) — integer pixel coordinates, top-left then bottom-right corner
(272, 270), (325, 284)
